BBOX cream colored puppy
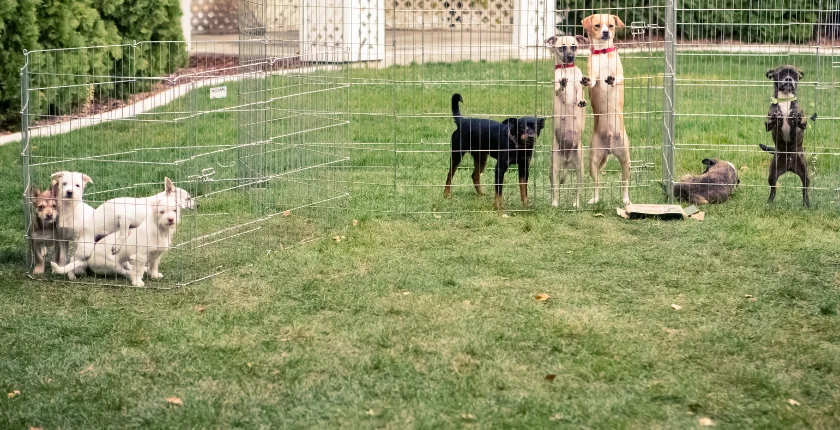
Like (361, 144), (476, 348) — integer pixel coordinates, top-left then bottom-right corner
(582, 13), (631, 205)
(51, 171), (95, 279)
(52, 194), (181, 287)
(545, 35), (590, 208)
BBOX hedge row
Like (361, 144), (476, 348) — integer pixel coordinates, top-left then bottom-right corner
(0, 0), (186, 131)
(559, 0), (823, 44)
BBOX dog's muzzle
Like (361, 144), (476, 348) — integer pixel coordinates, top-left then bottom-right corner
(601, 31), (610, 40)
(65, 191), (73, 198)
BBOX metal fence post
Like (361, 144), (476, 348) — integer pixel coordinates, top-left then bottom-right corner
(20, 51), (32, 269)
(663, 0), (677, 203)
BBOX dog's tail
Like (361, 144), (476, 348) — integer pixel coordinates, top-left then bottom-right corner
(451, 93), (463, 126)
(759, 144), (776, 154)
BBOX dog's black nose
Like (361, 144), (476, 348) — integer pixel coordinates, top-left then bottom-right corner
(65, 191), (73, 197)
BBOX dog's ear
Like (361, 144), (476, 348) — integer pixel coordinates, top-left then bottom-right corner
(49, 179), (59, 194)
(765, 68), (776, 80)
(575, 34), (589, 48)
(701, 158), (716, 166)
(612, 15), (625, 29)
(50, 172), (64, 181)
(545, 36), (557, 47)
(581, 15), (594, 33)
(164, 177), (175, 194)
(28, 186), (41, 199)
(81, 174), (92, 185)
(502, 118), (519, 128)
(537, 118), (546, 132)
(795, 66), (805, 80)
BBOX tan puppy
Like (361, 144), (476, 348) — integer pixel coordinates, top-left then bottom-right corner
(545, 35), (590, 208)
(582, 13), (631, 205)
(28, 185), (60, 274)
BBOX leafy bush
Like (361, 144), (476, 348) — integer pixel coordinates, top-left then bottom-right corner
(0, 0), (186, 132)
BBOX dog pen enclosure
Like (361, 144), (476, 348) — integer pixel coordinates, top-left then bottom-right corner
(21, 0), (840, 286)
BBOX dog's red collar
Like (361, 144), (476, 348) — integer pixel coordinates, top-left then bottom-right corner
(591, 46), (617, 55)
(555, 63), (575, 69)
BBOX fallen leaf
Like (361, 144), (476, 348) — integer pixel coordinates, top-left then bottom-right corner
(8, 390), (20, 399)
(80, 365), (94, 375)
(550, 413), (563, 421)
(501, 214), (509, 218)
(166, 397), (183, 406)
(788, 398), (801, 406)
(282, 210), (291, 217)
(744, 294), (753, 298)
(433, 214), (441, 219)
(671, 304), (683, 311)
(698, 417), (715, 426)
(366, 409), (376, 416)
(739, 165), (749, 172)
(663, 328), (679, 336)
(461, 413), (476, 420)
(333, 235), (342, 243)
(463, 300), (471, 306)
(535, 293), (550, 301)
(247, 362), (252, 368)
(544, 374), (557, 382)
(194, 305), (207, 313)
(280, 352), (289, 358)
(592, 213), (604, 217)
(352, 219), (358, 226)
(690, 212), (705, 221)
(401, 291), (410, 296)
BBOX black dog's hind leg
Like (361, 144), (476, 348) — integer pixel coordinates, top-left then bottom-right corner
(767, 155), (781, 203)
(793, 154), (811, 208)
(472, 153), (489, 196)
(445, 150), (464, 197)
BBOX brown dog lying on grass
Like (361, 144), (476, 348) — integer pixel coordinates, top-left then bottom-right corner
(672, 158), (740, 205)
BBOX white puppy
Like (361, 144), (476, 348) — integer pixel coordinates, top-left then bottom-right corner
(51, 171), (95, 279)
(92, 177), (194, 255)
(52, 194), (181, 287)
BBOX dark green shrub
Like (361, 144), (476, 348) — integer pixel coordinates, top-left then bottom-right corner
(0, 0), (186, 132)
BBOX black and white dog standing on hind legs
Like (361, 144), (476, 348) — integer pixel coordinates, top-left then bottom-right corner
(444, 93), (546, 210)
(761, 65), (810, 208)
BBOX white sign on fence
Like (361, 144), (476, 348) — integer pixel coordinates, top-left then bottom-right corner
(210, 86), (227, 99)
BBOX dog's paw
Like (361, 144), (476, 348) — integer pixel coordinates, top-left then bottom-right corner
(559, 77), (568, 88)
(577, 100), (587, 108)
(622, 197), (632, 206)
(50, 262), (60, 272)
(67, 272), (76, 280)
(605, 75), (616, 86)
(580, 76), (591, 87)
(132, 279), (145, 287)
(551, 200), (559, 207)
(111, 245), (118, 255)
(33, 265), (45, 275)
(150, 272), (164, 280)
(572, 200), (581, 209)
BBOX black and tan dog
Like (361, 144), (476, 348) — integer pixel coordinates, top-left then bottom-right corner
(673, 158), (739, 205)
(761, 65), (809, 207)
(444, 93), (546, 210)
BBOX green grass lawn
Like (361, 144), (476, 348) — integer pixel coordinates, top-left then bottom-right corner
(1, 53), (840, 428)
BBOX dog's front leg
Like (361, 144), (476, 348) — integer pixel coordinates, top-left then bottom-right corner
(494, 161), (509, 211)
(31, 239), (46, 274)
(765, 104), (782, 132)
(790, 101), (807, 130)
(130, 253), (147, 287)
(550, 145), (561, 207)
(148, 251), (164, 279)
(518, 156), (531, 207)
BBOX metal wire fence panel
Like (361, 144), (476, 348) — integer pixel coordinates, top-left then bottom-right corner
(21, 40), (349, 288)
(20, 1), (840, 285)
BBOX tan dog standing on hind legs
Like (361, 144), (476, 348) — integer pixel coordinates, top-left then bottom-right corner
(582, 13), (632, 205)
(545, 35), (590, 208)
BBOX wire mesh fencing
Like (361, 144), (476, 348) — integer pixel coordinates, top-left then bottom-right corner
(20, 0), (840, 286)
